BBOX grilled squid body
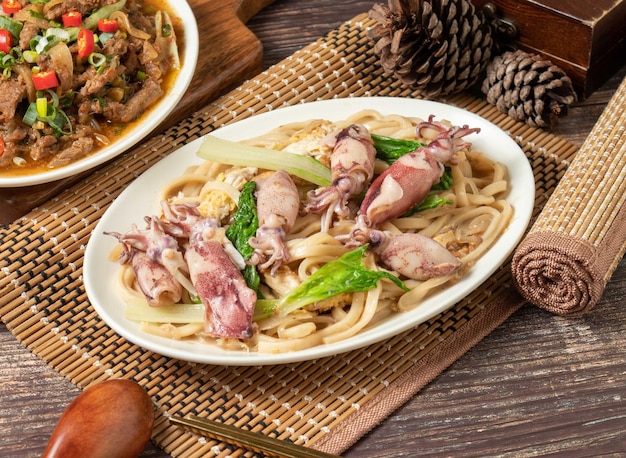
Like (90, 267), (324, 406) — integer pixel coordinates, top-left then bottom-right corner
(185, 234), (256, 339)
(127, 248), (183, 307)
(106, 218), (187, 307)
(371, 232), (462, 281)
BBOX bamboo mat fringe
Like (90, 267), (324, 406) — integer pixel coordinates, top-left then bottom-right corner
(0, 13), (606, 457)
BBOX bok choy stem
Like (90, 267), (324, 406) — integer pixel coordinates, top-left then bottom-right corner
(197, 135), (331, 186)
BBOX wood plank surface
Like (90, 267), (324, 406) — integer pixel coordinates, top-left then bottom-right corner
(171, 0), (277, 128)
(1, 1), (625, 457)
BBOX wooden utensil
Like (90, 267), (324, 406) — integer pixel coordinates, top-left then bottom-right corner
(170, 414), (340, 458)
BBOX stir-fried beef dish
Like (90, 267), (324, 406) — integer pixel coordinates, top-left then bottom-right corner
(0, 0), (180, 174)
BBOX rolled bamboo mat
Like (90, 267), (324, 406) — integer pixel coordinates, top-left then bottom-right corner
(511, 76), (626, 316)
(0, 13), (586, 456)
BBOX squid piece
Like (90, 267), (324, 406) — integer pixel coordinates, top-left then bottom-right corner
(334, 116), (478, 281)
(106, 216), (192, 293)
(106, 220), (185, 307)
(248, 170), (299, 275)
(303, 124), (377, 232)
(127, 248), (183, 307)
(185, 236), (257, 339)
(361, 117), (480, 228)
(161, 202), (257, 339)
(370, 232), (462, 281)
(348, 117), (480, 246)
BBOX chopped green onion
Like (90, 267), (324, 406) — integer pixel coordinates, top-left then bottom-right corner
(35, 36), (55, 54)
(197, 135), (332, 187)
(41, 89), (60, 108)
(60, 91), (75, 109)
(83, 0), (127, 30)
(88, 52), (106, 69)
(45, 27), (71, 42)
(0, 48), (21, 73)
(23, 50), (38, 63)
(48, 109), (72, 136)
(36, 97), (48, 117)
(22, 103), (39, 126)
(29, 36), (41, 52)
(98, 32), (114, 44)
(63, 27), (80, 42)
(136, 70), (147, 80)
(22, 100), (72, 136)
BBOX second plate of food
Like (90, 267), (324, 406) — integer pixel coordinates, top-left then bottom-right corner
(0, 0), (198, 187)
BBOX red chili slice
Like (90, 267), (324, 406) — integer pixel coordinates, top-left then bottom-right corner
(0, 137), (5, 157)
(97, 18), (118, 33)
(1, 0), (22, 14)
(32, 70), (60, 91)
(62, 11), (82, 27)
(77, 28), (95, 59)
(0, 29), (12, 54)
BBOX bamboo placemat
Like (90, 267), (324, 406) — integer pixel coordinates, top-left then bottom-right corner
(1, 14), (582, 456)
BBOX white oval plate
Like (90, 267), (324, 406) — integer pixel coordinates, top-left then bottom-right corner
(0, 1), (199, 188)
(84, 97), (535, 366)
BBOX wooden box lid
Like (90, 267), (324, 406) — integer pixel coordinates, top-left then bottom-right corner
(472, 0), (626, 97)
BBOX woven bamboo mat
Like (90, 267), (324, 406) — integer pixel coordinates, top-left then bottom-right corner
(0, 14), (579, 457)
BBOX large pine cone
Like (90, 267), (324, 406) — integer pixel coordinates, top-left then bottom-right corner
(481, 49), (577, 128)
(368, 0), (494, 98)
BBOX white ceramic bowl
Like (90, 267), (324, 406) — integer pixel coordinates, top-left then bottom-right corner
(0, 1), (199, 188)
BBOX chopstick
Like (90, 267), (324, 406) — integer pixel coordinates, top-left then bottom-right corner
(169, 414), (340, 458)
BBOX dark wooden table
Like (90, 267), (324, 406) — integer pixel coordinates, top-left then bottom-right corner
(2, 1), (625, 456)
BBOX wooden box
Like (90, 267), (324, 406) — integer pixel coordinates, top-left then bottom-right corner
(472, 0), (626, 98)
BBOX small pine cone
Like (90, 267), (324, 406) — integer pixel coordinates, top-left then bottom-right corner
(368, 0), (494, 98)
(481, 49), (577, 128)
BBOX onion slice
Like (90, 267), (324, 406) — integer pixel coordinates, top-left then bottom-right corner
(46, 42), (74, 92)
(109, 11), (151, 40)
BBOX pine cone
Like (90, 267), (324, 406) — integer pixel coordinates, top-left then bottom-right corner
(481, 49), (577, 128)
(368, 0), (494, 98)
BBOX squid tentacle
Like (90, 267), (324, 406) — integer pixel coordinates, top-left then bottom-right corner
(303, 124), (376, 231)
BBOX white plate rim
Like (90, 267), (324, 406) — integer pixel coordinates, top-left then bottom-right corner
(0, 0), (199, 188)
(84, 96), (535, 366)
